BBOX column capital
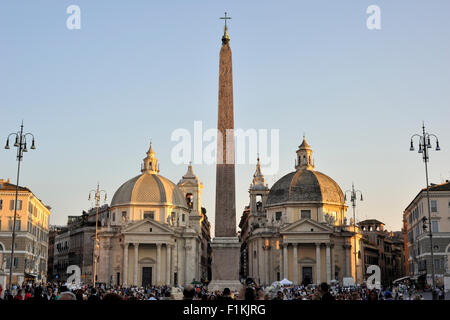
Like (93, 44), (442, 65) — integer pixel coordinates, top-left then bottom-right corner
(282, 243), (289, 248)
(292, 243), (298, 248)
(134, 243), (140, 248)
(156, 243), (162, 248)
(315, 242), (322, 247)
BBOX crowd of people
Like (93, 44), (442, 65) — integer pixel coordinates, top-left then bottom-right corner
(0, 279), (445, 301)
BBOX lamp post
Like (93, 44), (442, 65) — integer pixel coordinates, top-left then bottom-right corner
(344, 183), (363, 285)
(409, 122), (440, 299)
(88, 183), (107, 288)
(4, 121), (36, 290)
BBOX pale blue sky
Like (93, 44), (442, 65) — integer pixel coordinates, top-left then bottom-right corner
(1, 1), (450, 233)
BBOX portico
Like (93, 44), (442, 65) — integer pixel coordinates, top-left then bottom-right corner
(122, 241), (174, 287)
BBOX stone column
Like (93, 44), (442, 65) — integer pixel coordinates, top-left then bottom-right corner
(283, 244), (288, 279)
(264, 240), (270, 285)
(331, 244), (335, 280)
(344, 244), (351, 277)
(293, 243), (298, 285)
(166, 244), (171, 285)
(248, 241), (253, 278)
(123, 243), (129, 286)
(134, 243), (139, 286)
(315, 243), (321, 284)
(326, 243), (331, 284)
(156, 243), (162, 285)
(184, 241), (190, 285)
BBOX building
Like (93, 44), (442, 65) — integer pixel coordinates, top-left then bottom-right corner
(403, 181), (450, 286)
(51, 205), (109, 283)
(47, 225), (64, 282)
(53, 226), (69, 282)
(239, 139), (364, 286)
(358, 219), (405, 285)
(0, 178), (51, 287)
(96, 143), (211, 287)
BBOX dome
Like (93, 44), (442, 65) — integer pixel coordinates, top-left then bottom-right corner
(266, 169), (345, 206)
(110, 172), (187, 208)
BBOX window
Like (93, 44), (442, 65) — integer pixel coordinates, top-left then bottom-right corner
(112, 212), (116, 222)
(0, 199), (3, 210)
(144, 211), (155, 220)
(431, 220), (439, 233)
(431, 200), (438, 213)
(275, 212), (282, 221)
(7, 258), (18, 269)
(10, 200), (14, 210)
(15, 220), (21, 231)
(182, 214), (185, 222)
(301, 210), (311, 219)
(435, 259), (441, 270)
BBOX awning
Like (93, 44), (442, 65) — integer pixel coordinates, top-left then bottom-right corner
(393, 276), (410, 283)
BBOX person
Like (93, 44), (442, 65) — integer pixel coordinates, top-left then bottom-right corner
(244, 287), (256, 300)
(183, 285), (195, 300)
(311, 292), (321, 300)
(14, 289), (23, 300)
(367, 290), (378, 301)
(351, 291), (361, 300)
(24, 288), (33, 300)
(88, 287), (100, 301)
(32, 286), (46, 301)
(256, 287), (265, 300)
(273, 290), (284, 300)
(58, 291), (77, 300)
(384, 290), (393, 300)
(221, 288), (233, 300)
(319, 283), (335, 302)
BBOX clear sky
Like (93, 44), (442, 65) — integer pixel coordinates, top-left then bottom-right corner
(1, 0), (450, 233)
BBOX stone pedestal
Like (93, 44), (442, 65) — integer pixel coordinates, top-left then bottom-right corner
(208, 237), (242, 292)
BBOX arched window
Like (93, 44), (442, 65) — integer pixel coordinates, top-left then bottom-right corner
(186, 193), (193, 208)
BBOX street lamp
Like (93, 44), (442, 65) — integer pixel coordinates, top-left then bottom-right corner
(4, 121), (36, 291)
(344, 183), (363, 285)
(410, 122), (440, 299)
(88, 183), (107, 288)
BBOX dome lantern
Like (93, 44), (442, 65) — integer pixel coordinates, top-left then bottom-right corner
(141, 141), (159, 174)
(295, 136), (315, 171)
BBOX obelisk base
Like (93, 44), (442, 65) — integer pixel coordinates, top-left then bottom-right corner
(208, 237), (242, 293)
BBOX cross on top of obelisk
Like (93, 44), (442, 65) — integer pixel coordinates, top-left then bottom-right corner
(220, 12), (231, 27)
(220, 12), (231, 43)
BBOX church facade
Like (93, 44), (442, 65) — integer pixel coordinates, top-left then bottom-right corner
(96, 142), (211, 287)
(239, 138), (364, 286)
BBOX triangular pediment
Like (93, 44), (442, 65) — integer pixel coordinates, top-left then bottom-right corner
(123, 218), (174, 234)
(281, 218), (332, 234)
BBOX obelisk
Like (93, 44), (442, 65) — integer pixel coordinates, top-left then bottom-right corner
(209, 13), (242, 292)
